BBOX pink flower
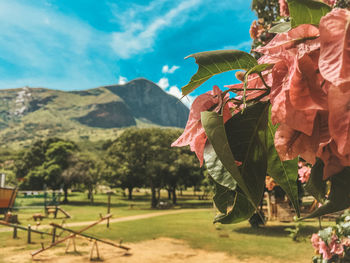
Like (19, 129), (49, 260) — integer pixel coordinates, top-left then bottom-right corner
(319, 9), (350, 86)
(298, 161), (304, 168)
(298, 166), (311, 183)
(342, 237), (350, 247)
(328, 83), (350, 156)
(322, 0), (336, 7)
(279, 0), (289, 17)
(330, 234), (344, 256)
(172, 86), (231, 166)
(311, 234), (321, 250)
(319, 240), (332, 260)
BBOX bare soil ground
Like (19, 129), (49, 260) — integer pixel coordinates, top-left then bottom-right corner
(0, 237), (270, 263)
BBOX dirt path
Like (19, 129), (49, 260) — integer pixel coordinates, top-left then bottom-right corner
(0, 208), (211, 233)
(1, 237), (271, 263)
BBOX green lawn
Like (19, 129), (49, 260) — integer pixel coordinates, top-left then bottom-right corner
(0, 190), (335, 263)
(0, 209), (333, 263)
(2, 189), (212, 226)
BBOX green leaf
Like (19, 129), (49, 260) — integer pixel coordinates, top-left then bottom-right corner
(201, 102), (269, 207)
(201, 111), (247, 197)
(212, 181), (235, 214)
(287, 0), (331, 28)
(268, 22), (292, 33)
(246, 63), (274, 75)
(302, 168), (350, 219)
(304, 159), (327, 203)
(204, 142), (254, 224)
(318, 227), (333, 243)
(267, 120), (300, 217)
(203, 142), (237, 191)
(181, 50), (258, 96)
(213, 182), (255, 224)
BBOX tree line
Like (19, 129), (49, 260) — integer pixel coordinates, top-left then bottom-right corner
(10, 128), (206, 208)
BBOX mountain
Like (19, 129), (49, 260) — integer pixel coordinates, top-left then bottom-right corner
(0, 78), (189, 148)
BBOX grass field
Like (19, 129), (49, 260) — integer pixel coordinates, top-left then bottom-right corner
(2, 189), (212, 226)
(0, 190), (335, 263)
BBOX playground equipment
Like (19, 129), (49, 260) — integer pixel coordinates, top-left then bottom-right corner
(31, 214), (130, 260)
(43, 189), (70, 219)
(0, 187), (17, 216)
(0, 220), (58, 241)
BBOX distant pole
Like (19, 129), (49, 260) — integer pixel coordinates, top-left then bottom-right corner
(52, 227), (56, 244)
(27, 224), (32, 244)
(0, 173), (5, 188)
(107, 193), (111, 228)
(43, 184), (47, 215)
(13, 225), (17, 239)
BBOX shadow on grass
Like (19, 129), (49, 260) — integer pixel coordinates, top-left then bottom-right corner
(61, 201), (131, 208)
(234, 224), (320, 238)
(177, 202), (212, 209)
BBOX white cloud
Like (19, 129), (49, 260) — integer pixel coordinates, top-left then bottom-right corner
(168, 85), (194, 108)
(0, 1), (116, 90)
(223, 40), (252, 52)
(110, 0), (201, 58)
(162, 65), (180, 74)
(156, 78), (195, 108)
(157, 77), (169, 90)
(118, 76), (128, 85)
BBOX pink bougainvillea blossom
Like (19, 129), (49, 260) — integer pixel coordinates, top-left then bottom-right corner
(323, 0), (336, 6)
(268, 53), (318, 136)
(289, 54), (328, 111)
(311, 234), (321, 250)
(298, 165), (311, 183)
(319, 9), (350, 86)
(328, 84), (350, 156)
(278, 0), (289, 17)
(319, 240), (332, 260)
(172, 86), (231, 166)
(249, 20), (265, 40)
(316, 140), (350, 179)
(342, 237), (350, 247)
(329, 235), (344, 255)
(255, 24), (319, 57)
(225, 72), (272, 103)
(274, 124), (318, 164)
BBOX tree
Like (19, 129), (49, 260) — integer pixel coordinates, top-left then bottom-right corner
(106, 128), (203, 207)
(15, 138), (77, 191)
(163, 147), (203, 204)
(61, 154), (104, 203)
(105, 130), (147, 200)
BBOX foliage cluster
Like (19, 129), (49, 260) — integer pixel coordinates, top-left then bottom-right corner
(10, 127), (204, 208)
(173, 0), (350, 227)
(311, 210), (350, 262)
(105, 128), (204, 208)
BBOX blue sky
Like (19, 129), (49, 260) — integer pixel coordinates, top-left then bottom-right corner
(0, 0), (256, 106)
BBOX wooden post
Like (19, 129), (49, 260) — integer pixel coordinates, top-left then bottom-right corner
(13, 225), (17, 239)
(90, 240), (100, 260)
(107, 194), (111, 228)
(54, 206), (58, 219)
(266, 192), (272, 221)
(52, 227), (56, 244)
(27, 224), (32, 244)
(0, 220), (56, 237)
(65, 236), (77, 253)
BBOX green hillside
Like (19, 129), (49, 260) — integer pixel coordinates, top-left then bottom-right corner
(0, 78), (189, 148)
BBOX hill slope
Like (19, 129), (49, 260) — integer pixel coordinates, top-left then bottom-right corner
(0, 78), (189, 148)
